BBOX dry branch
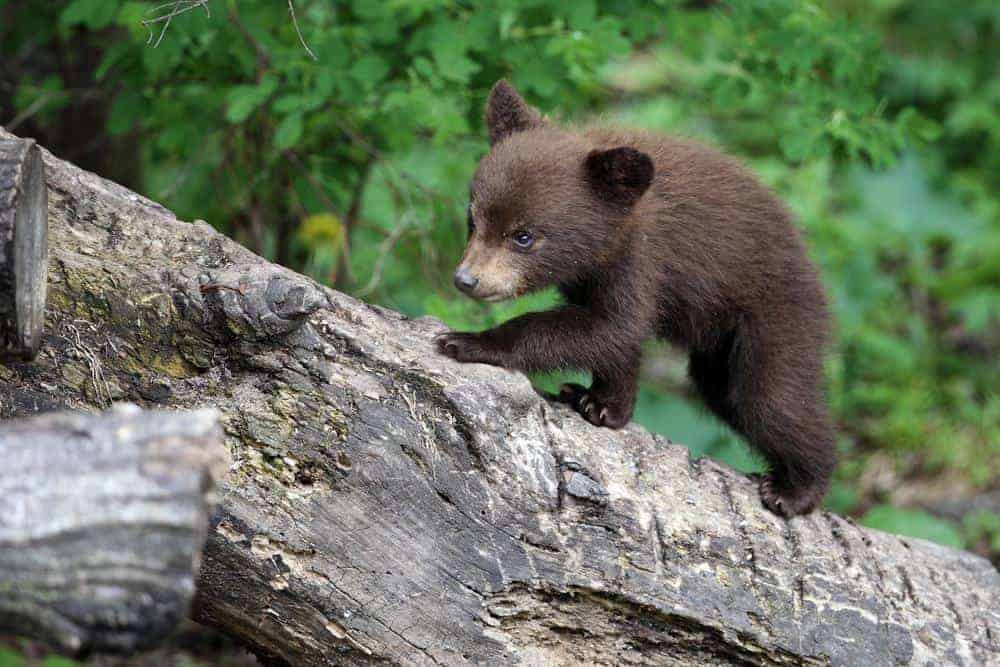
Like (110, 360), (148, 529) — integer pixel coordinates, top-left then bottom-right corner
(0, 127), (997, 665)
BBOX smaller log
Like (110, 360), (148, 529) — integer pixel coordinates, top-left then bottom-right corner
(0, 137), (48, 360)
(0, 404), (228, 657)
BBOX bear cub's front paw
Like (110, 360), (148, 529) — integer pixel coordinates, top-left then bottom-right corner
(435, 332), (496, 365)
(558, 383), (631, 429)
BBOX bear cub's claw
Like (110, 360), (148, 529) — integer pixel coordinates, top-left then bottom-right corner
(759, 473), (824, 518)
(558, 383), (630, 429)
(435, 332), (495, 365)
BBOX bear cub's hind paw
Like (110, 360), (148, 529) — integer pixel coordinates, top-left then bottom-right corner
(558, 383), (631, 429)
(759, 473), (826, 518)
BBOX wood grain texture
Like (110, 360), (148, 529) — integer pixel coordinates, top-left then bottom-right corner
(0, 137), (48, 360)
(0, 404), (226, 656)
(0, 127), (997, 666)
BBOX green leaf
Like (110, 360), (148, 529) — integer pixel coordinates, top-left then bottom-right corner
(350, 53), (390, 90)
(632, 388), (763, 473)
(225, 77), (278, 123)
(95, 40), (131, 80)
(0, 647), (26, 667)
(273, 95), (305, 114)
(274, 113), (304, 151)
(567, 0), (597, 30)
(60, 0), (118, 30)
(896, 106), (943, 143)
(824, 481), (859, 514)
(779, 130), (816, 162)
(432, 26), (480, 84)
(42, 657), (79, 667)
(499, 10), (517, 39)
(13, 75), (69, 123)
(861, 505), (965, 549)
(116, 2), (150, 37)
(589, 17), (630, 57)
(107, 90), (143, 135)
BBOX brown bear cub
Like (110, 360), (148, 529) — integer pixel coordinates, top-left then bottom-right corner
(436, 80), (836, 517)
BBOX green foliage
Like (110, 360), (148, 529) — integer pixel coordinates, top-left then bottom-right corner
(0, 647), (80, 667)
(861, 504), (965, 549)
(715, 1), (918, 164)
(1, 0), (996, 557)
(59, 0), (118, 31)
(964, 510), (1000, 553)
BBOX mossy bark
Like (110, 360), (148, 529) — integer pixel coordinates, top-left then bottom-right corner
(0, 128), (997, 666)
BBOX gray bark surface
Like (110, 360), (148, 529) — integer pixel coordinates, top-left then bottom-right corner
(0, 127), (997, 666)
(0, 137), (48, 360)
(0, 404), (226, 656)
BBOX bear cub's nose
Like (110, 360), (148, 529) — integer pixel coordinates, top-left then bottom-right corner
(454, 268), (479, 292)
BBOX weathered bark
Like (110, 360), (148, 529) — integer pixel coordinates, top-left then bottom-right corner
(0, 137), (48, 360)
(0, 404), (227, 656)
(0, 127), (996, 666)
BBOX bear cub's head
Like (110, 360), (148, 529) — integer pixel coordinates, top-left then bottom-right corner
(453, 80), (654, 301)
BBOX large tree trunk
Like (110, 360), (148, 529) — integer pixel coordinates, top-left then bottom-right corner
(0, 127), (996, 666)
(0, 405), (227, 656)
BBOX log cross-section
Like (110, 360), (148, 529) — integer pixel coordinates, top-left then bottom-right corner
(0, 137), (48, 360)
(0, 127), (997, 665)
(0, 404), (227, 657)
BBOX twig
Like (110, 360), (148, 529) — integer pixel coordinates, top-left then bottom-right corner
(336, 155), (375, 287)
(60, 320), (112, 408)
(287, 0), (317, 60)
(355, 215), (413, 298)
(228, 7), (271, 70)
(141, 1), (316, 59)
(287, 151), (342, 217)
(6, 91), (57, 131)
(143, 0), (211, 48)
(159, 156), (196, 199)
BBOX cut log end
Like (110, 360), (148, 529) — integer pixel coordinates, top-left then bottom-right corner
(0, 406), (228, 657)
(0, 138), (48, 361)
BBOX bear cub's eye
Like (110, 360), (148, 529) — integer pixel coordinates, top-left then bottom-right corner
(512, 230), (534, 250)
(466, 208), (475, 237)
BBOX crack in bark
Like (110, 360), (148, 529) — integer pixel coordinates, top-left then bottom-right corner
(783, 521), (806, 625)
(716, 469), (762, 595)
(823, 513), (854, 569)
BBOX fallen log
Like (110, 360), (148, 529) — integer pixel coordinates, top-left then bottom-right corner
(0, 126), (996, 666)
(0, 404), (226, 657)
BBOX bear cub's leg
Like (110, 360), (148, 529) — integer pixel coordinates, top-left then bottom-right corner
(689, 329), (836, 517)
(437, 308), (644, 429)
(558, 353), (640, 429)
(749, 392), (837, 516)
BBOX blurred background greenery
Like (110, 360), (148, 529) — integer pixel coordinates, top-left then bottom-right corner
(1, 0), (997, 580)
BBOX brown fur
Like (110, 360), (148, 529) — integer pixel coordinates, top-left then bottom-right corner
(437, 80), (837, 517)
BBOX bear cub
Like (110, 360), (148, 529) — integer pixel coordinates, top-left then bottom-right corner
(437, 80), (836, 517)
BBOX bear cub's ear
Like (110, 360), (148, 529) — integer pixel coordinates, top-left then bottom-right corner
(584, 146), (654, 208)
(486, 80), (543, 146)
